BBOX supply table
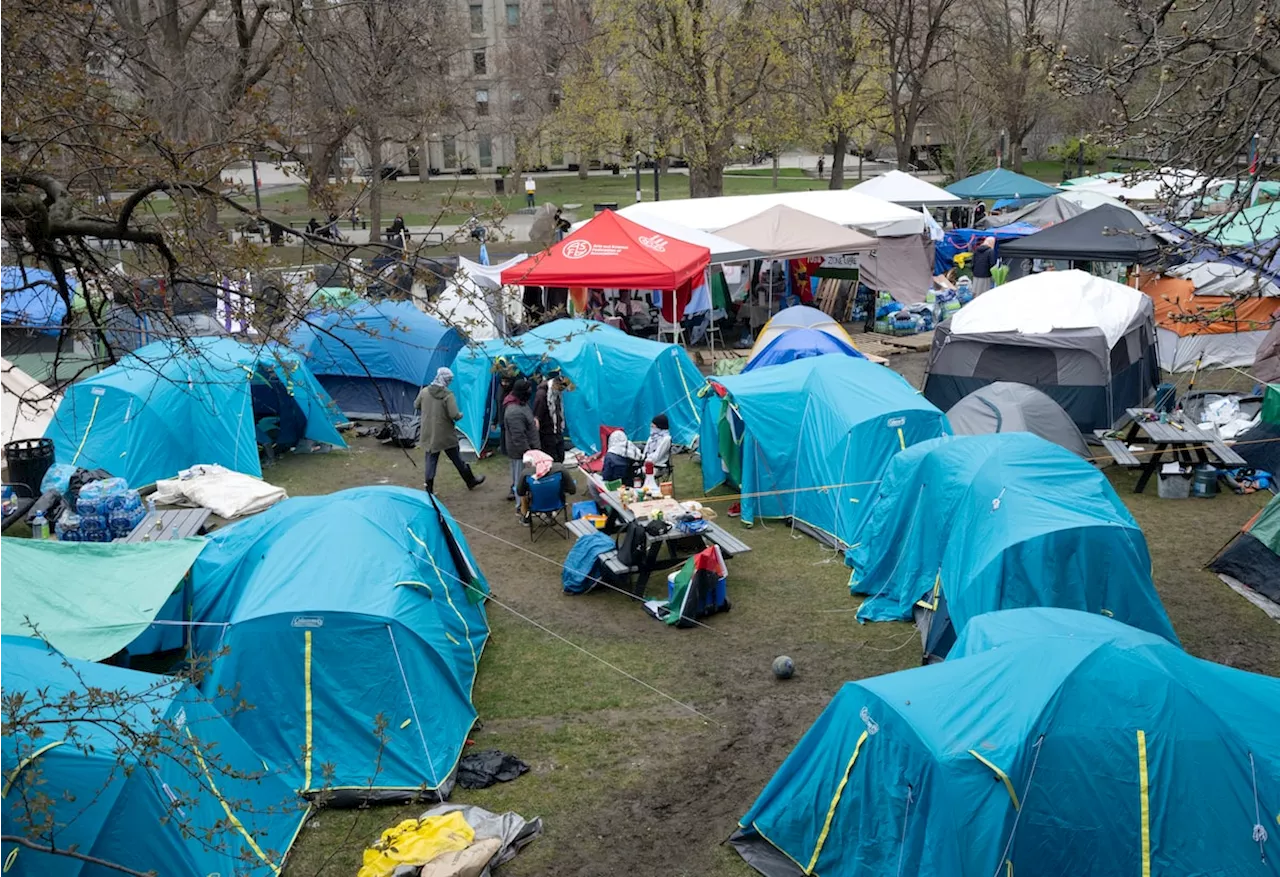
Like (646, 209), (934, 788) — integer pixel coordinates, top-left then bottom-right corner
(1112, 408), (1245, 493)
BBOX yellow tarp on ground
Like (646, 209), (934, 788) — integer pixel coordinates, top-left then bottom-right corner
(357, 811), (476, 877)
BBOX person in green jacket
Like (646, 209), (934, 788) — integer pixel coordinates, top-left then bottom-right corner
(415, 367), (485, 494)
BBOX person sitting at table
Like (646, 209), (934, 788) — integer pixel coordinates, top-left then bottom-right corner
(642, 414), (672, 480)
(515, 449), (578, 525)
(601, 429), (641, 484)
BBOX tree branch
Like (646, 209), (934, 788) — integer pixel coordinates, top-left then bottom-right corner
(0, 836), (157, 877)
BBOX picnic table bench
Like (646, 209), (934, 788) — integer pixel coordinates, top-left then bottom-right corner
(1115, 408), (1247, 493)
(1098, 436), (1142, 467)
(119, 508), (212, 543)
(566, 517), (636, 577)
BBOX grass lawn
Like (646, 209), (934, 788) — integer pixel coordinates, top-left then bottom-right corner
(267, 355), (1280, 875)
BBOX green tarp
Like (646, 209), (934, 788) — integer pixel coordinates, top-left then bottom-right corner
(1251, 491), (1280, 553)
(1185, 202), (1280, 246)
(1, 537), (206, 660)
(1263, 384), (1280, 425)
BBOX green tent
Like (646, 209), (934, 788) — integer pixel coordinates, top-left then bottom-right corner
(1185, 201), (1280, 246)
(1209, 494), (1280, 607)
(1, 538), (206, 660)
(1263, 384), (1280, 425)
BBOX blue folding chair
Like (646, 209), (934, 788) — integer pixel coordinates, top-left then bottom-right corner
(526, 472), (567, 542)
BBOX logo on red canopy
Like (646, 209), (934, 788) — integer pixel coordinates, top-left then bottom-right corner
(562, 239), (592, 259)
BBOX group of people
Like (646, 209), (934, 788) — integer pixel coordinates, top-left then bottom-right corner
(413, 365), (673, 526)
(305, 213), (345, 241)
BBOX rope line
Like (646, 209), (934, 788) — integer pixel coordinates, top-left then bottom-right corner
(991, 735), (1045, 877)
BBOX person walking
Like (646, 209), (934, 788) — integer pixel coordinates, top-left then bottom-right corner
(533, 370), (567, 463)
(817, 156), (825, 179)
(415, 367), (485, 494)
(502, 378), (539, 501)
(524, 175), (537, 208)
(970, 236), (997, 296)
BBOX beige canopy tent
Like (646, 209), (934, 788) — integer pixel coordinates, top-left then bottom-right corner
(2, 357), (59, 456)
(715, 205), (878, 259)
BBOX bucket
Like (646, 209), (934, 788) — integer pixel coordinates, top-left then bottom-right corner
(1157, 473), (1191, 499)
(4, 438), (55, 497)
(1192, 464), (1219, 498)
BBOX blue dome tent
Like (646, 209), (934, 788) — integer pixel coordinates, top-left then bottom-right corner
(1, 636), (308, 877)
(733, 609), (1280, 877)
(848, 433), (1177, 659)
(45, 337), (346, 486)
(698, 355), (949, 547)
(190, 486), (489, 802)
(452, 318), (703, 453)
(1, 266), (71, 335)
(742, 327), (865, 372)
(291, 301), (463, 422)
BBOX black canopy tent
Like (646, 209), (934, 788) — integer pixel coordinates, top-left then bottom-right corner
(998, 204), (1165, 264)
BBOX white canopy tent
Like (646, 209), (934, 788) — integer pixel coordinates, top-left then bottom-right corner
(425, 254), (527, 341)
(849, 170), (962, 208)
(619, 188), (925, 237)
(714, 205), (878, 258)
(1, 358), (59, 460)
(567, 212), (763, 264)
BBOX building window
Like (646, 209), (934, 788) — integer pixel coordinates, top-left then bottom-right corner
(506, 2), (520, 26)
(469, 3), (484, 33)
(443, 136), (458, 168)
(473, 50), (487, 75)
(479, 135), (493, 168)
(541, 0), (554, 22)
(549, 89), (561, 110)
(545, 52), (560, 75)
(511, 90), (524, 113)
(476, 89), (490, 116)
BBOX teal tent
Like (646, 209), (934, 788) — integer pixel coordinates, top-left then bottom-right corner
(848, 433), (1177, 658)
(1, 538), (206, 661)
(190, 486), (489, 802)
(1186, 201), (1280, 246)
(452, 318), (703, 452)
(946, 168), (1061, 201)
(2, 636), (308, 876)
(698, 355), (949, 547)
(45, 337), (345, 487)
(733, 608), (1280, 877)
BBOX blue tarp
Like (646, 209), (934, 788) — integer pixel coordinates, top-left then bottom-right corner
(742, 328), (865, 373)
(699, 355), (949, 546)
(735, 608), (1279, 877)
(291, 301), (463, 419)
(452, 318), (703, 452)
(45, 337), (346, 486)
(190, 486), (489, 797)
(934, 223), (1040, 274)
(1, 266), (72, 335)
(1, 636), (308, 876)
(945, 168), (1062, 201)
(848, 433), (1178, 646)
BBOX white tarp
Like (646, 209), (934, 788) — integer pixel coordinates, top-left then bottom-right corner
(428, 255), (526, 340)
(570, 214), (762, 264)
(949, 269), (1148, 347)
(1066, 168), (1219, 204)
(619, 188), (924, 237)
(849, 170), (961, 207)
(152, 464), (287, 518)
(1, 357), (58, 453)
(1168, 261), (1280, 297)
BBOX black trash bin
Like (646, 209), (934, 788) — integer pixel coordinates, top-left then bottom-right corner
(494, 177), (506, 195)
(5, 438), (55, 496)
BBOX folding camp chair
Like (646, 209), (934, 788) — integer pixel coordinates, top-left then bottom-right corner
(526, 472), (568, 542)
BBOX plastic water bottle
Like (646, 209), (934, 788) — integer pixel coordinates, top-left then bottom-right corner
(31, 511), (49, 540)
(147, 496), (157, 516)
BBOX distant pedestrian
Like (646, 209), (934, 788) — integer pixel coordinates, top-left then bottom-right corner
(386, 213), (408, 246)
(415, 367), (485, 494)
(525, 176), (537, 208)
(306, 217), (321, 235)
(502, 378), (539, 502)
(817, 156), (824, 179)
(349, 206), (362, 230)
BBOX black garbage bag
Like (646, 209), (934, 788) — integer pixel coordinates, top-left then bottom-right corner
(456, 750), (530, 789)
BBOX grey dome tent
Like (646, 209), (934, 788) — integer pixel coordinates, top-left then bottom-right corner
(923, 271), (1159, 431)
(946, 381), (1090, 457)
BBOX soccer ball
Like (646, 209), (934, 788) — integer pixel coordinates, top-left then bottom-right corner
(772, 656), (795, 680)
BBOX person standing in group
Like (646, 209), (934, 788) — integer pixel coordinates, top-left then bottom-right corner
(503, 378), (539, 502)
(525, 175), (537, 208)
(533, 370), (567, 464)
(970, 236), (997, 296)
(415, 368), (485, 494)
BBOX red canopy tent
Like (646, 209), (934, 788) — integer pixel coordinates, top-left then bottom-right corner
(500, 210), (711, 289)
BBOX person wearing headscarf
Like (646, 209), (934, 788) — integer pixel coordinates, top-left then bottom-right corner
(642, 413), (672, 478)
(970, 236), (997, 296)
(515, 448), (578, 524)
(414, 367), (485, 494)
(502, 377), (539, 497)
(600, 429), (641, 484)
(533, 370), (568, 463)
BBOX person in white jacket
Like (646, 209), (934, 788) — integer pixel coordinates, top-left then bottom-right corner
(642, 414), (672, 479)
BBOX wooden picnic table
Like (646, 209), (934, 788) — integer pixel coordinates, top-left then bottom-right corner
(1116, 408), (1246, 493)
(119, 508), (213, 543)
(583, 472), (751, 595)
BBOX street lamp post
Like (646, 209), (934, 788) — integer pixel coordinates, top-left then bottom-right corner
(653, 159), (660, 201)
(635, 152), (643, 203)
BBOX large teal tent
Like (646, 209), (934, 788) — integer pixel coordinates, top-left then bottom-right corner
(45, 337), (345, 486)
(452, 318), (703, 452)
(2, 636), (308, 876)
(698, 355), (949, 546)
(189, 486), (489, 802)
(733, 608), (1280, 877)
(848, 433), (1176, 658)
(945, 168), (1061, 201)
(290, 301), (463, 421)
(1186, 201), (1280, 246)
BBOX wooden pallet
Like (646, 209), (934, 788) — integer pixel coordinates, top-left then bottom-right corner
(874, 330), (936, 352)
(696, 349), (749, 366)
(845, 333), (912, 359)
